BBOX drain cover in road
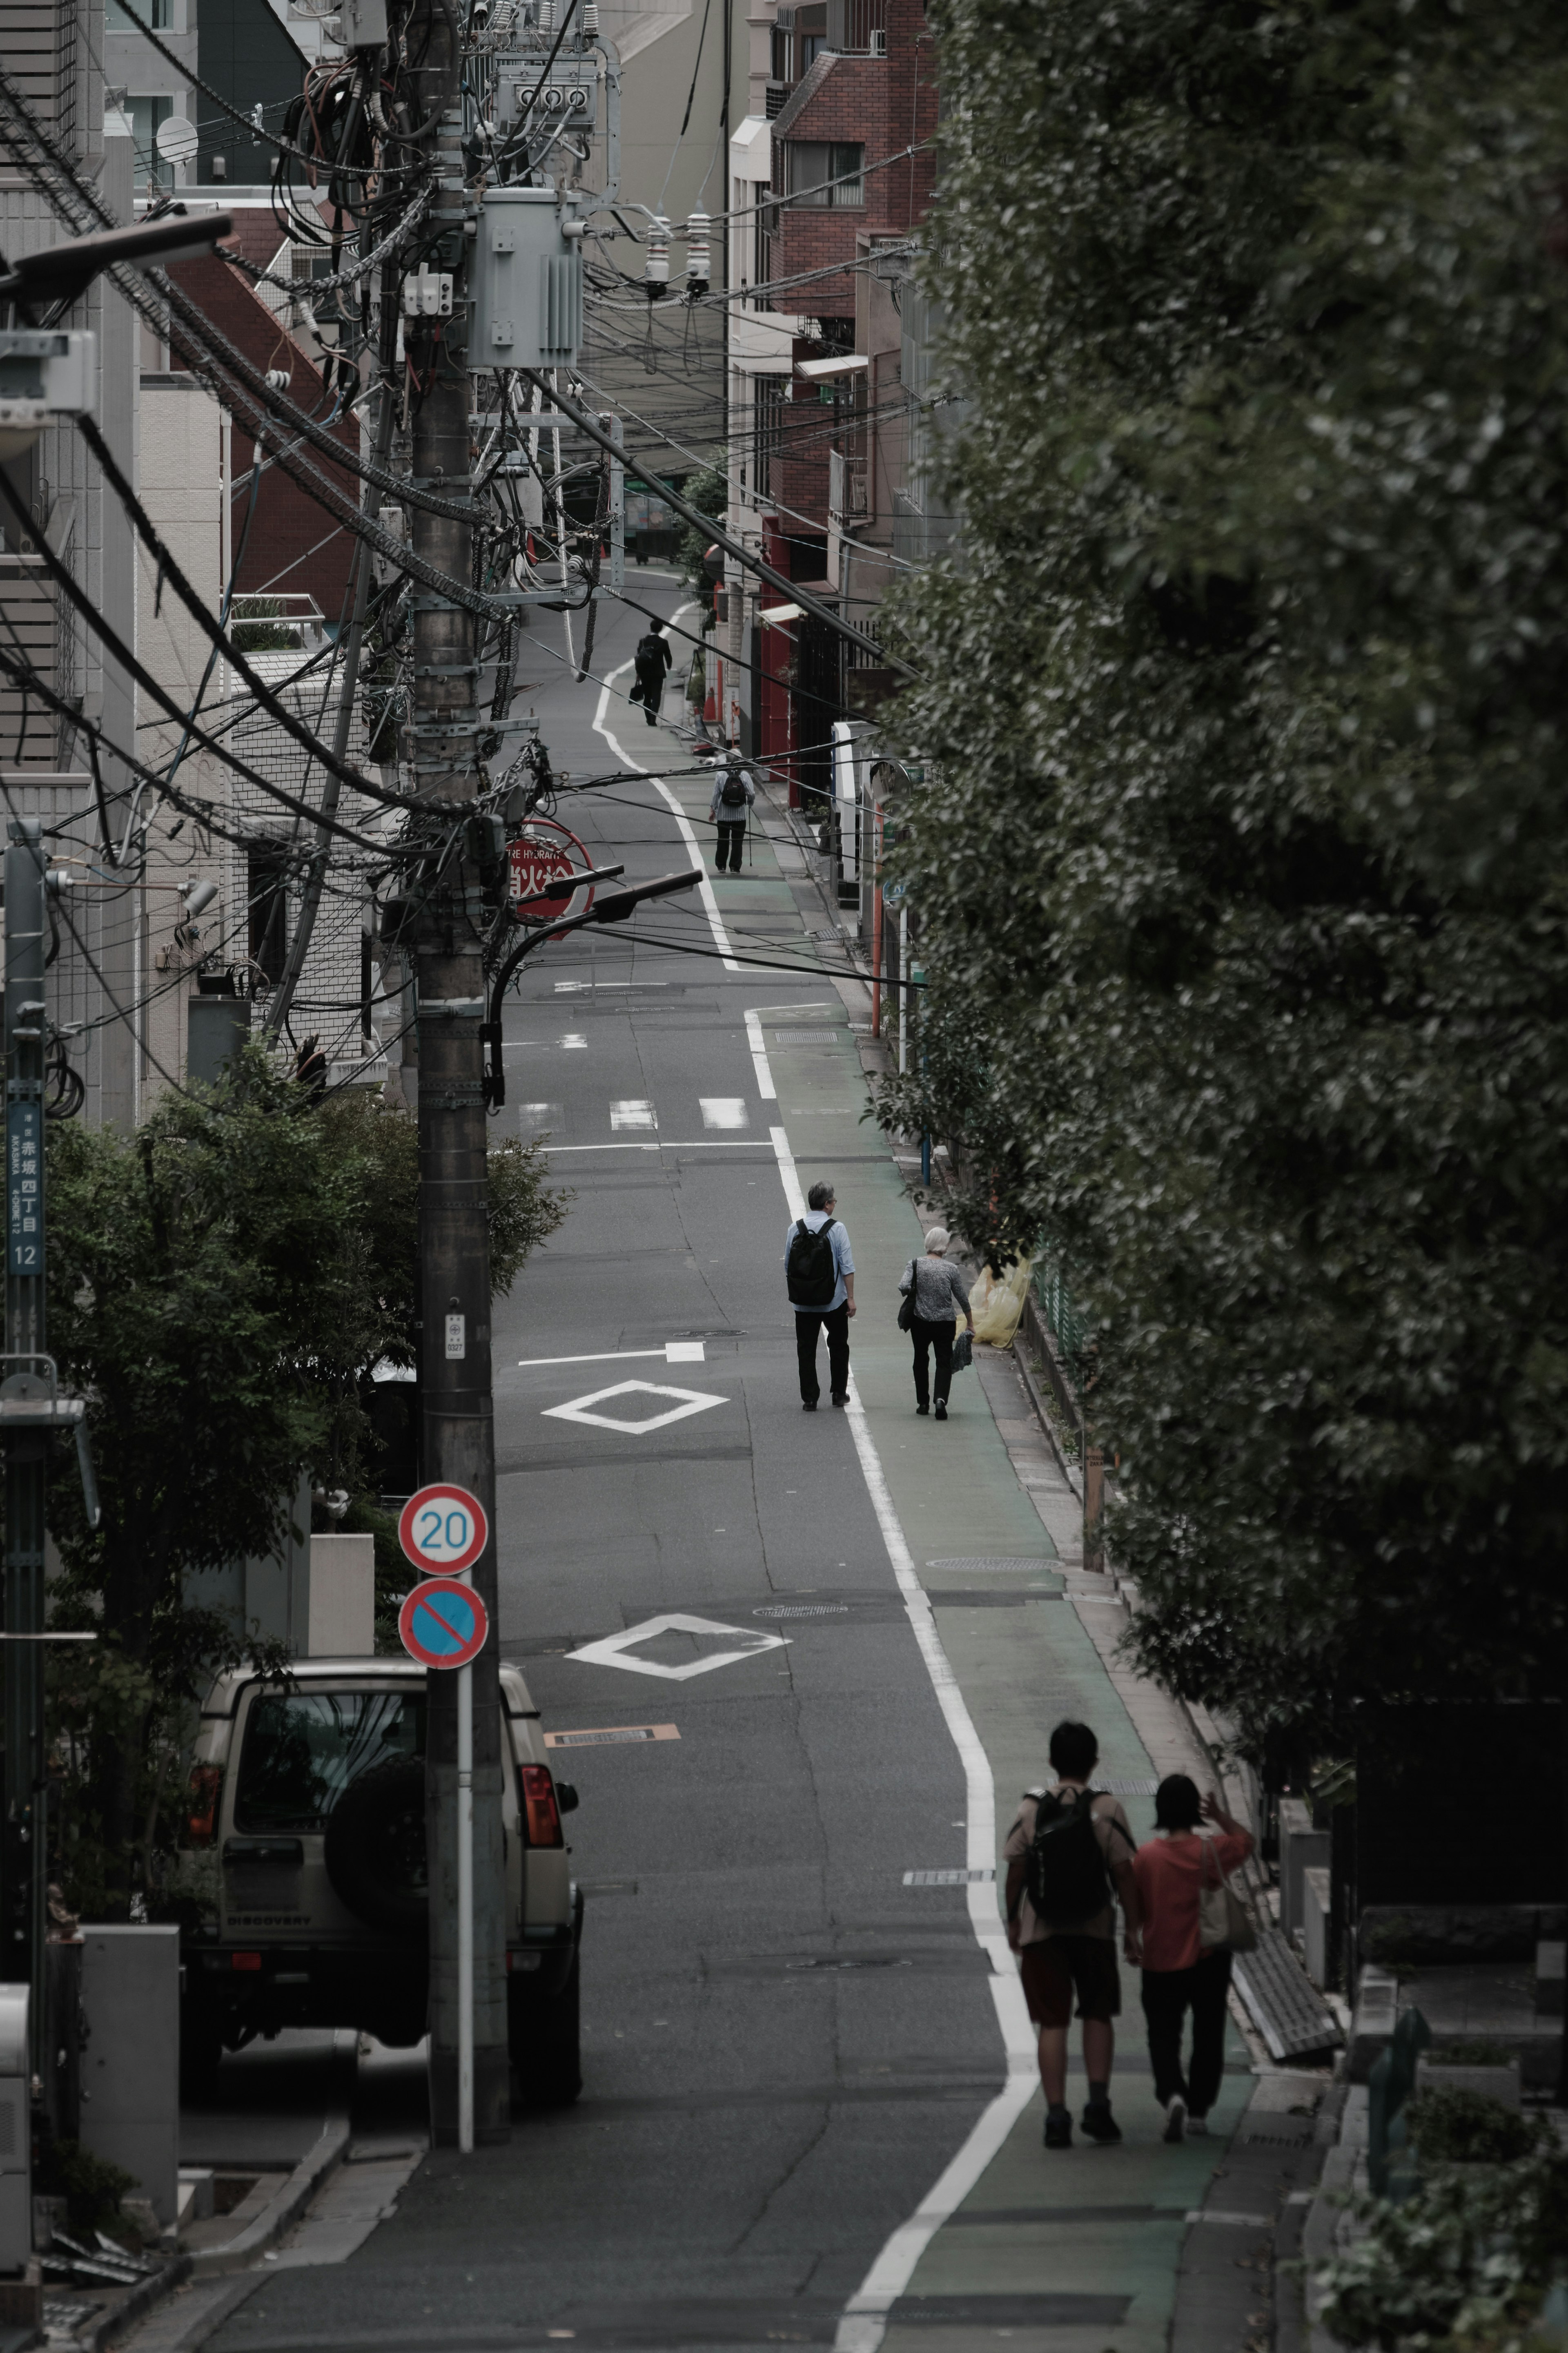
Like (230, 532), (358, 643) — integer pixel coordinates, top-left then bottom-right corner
(568, 1613), (791, 1680)
(542, 1379), (730, 1434)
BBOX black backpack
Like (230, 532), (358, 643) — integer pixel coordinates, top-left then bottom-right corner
(786, 1216), (839, 1308)
(1022, 1786), (1120, 1922)
(720, 766), (748, 808)
(636, 632), (664, 667)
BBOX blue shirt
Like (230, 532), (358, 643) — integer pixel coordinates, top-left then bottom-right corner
(784, 1211), (854, 1313)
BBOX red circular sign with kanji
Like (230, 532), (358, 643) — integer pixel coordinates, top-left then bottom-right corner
(508, 821), (593, 930)
(399, 1577), (490, 1671)
(398, 1482), (488, 1576)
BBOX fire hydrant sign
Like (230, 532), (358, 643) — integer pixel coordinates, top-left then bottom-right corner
(398, 1482), (488, 1576)
(399, 1577), (490, 1671)
(508, 838), (577, 923)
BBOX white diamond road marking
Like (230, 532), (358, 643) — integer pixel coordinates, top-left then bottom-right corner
(610, 1098), (657, 1130)
(568, 1613), (791, 1681)
(518, 1102), (562, 1136)
(699, 1097), (748, 1130)
(541, 1378), (730, 1435)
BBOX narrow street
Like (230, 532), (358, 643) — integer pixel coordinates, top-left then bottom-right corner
(162, 596), (1269, 2353)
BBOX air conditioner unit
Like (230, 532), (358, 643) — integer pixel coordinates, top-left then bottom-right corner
(870, 27), (886, 54)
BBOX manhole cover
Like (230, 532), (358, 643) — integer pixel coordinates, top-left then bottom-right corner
(754, 1603), (850, 1619)
(771, 1030), (843, 1045)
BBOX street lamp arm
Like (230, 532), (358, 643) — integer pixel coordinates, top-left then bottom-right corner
(482, 867), (701, 1107)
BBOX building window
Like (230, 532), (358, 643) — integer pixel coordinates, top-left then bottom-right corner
(771, 24), (792, 80)
(248, 843), (291, 986)
(787, 142), (864, 207)
(107, 0), (172, 25)
(127, 93), (173, 190)
(827, 0), (884, 50)
(752, 376), (788, 505)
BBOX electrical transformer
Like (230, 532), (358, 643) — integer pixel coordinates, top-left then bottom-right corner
(467, 188), (583, 372)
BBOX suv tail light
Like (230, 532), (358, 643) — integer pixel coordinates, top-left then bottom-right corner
(520, 1764), (564, 1847)
(187, 1762), (223, 1848)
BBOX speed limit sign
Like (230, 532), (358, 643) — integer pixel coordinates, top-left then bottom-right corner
(398, 1482), (488, 1577)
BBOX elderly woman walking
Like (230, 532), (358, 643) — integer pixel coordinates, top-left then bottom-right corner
(898, 1227), (975, 1419)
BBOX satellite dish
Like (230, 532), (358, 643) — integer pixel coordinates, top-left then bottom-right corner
(155, 114), (198, 164)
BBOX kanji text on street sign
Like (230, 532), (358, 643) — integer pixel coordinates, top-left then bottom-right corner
(399, 1482), (489, 1576)
(399, 1577), (490, 1672)
(7, 1104), (41, 1276)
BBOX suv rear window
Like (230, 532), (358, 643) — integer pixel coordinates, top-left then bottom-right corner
(234, 1689), (426, 1833)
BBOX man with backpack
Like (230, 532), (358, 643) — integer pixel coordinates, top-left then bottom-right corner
(1003, 1720), (1143, 2149)
(628, 617), (673, 727)
(708, 744), (757, 873)
(784, 1180), (855, 1409)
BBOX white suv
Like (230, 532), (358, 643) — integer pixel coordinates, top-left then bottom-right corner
(174, 1655), (581, 2104)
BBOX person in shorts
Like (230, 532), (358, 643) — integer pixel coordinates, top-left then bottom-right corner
(1003, 1719), (1143, 2148)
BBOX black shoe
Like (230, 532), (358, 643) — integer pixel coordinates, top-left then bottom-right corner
(915, 1403), (929, 1415)
(1043, 2110), (1073, 2150)
(1080, 2101), (1121, 2144)
(831, 1393), (849, 1407)
(934, 1401), (947, 1421)
(802, 1399), (817, 1412)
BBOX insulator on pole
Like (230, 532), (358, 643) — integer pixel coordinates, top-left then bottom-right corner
(645, 213), (670, 292)
(582, 0), (598, 31)
(684, 207), (710, 292)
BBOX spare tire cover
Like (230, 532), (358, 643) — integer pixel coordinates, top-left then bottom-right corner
(323, 1755), (428, 1938)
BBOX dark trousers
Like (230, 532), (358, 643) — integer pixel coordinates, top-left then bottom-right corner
(635, 667), (663, 725)
(1140, 1948), (1232, 2114)
(911, 1315), (954, 1406)
(715, 821), (746, 872)
(795, 1304), (849, 1403)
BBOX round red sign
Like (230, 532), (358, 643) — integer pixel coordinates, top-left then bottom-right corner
(508, 821), (594, 930)
(398, 1482), (488, 1577)
(399, 1576), (490, 1672)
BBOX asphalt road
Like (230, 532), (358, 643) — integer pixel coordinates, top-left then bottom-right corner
(209, 593), (1005, 2353)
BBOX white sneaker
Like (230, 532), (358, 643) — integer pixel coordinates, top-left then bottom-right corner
(1163, 2096), (1186, 2144)
(1186, 2113), (1209, 2137)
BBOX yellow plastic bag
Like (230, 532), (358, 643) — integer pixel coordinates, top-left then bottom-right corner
(969, 1256), (1033, 1348)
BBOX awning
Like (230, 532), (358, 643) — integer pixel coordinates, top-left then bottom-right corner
(760, 602), (804, 625)
(796, 353), (869, 379)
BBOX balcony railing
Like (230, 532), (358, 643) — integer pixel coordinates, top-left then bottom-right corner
(829, 451), (868, 521)
(827, 0), (886, 51)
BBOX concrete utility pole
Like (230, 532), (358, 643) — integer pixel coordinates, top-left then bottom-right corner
(403, 5), (510, 2144)
(2, 822), (48, 2039)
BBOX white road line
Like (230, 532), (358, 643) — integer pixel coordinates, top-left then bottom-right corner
(537, 1139), (771, 1152)
(610, 1098), (657, 1130)
(516, 1343), (705, 1369)
(700, 1097), (749, 1130)
(751, 1014), (1034, 2353)
(593, 611), (741, 972)
(746, 1001), (837, 1102)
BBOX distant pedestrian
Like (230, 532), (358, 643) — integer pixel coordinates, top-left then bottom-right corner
(708, 745), (757, 874)
(899, 1227), (974, 1419)
(629, 618), (672, 727)
(785, 1180), (855, 1410)
(1004, 1720), (1142, 2151)
(1132, 1776), (1254, 2142)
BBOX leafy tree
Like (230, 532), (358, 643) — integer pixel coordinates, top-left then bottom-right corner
(675, 461), (727, 602)
(44, 1050), (565, 1912)
(879, 0), (1568, 1756)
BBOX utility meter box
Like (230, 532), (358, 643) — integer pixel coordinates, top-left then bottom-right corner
(0, 1986), (30, 2270)
(468, 188), (583, 372)
(492, 52), (598, 131)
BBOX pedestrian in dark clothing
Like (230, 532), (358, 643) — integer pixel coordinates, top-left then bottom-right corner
(784, 1180), (855, 1409)
(898, 1226), (974, 1419)
(629, 619), (673, 727)
(1131, 1775), (1254, 2143)
(708, 745), (757, 873)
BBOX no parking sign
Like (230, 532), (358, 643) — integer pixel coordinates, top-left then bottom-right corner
(399, 1577), (490, 1671)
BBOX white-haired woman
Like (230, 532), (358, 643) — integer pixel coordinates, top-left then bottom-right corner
(899, 1227), (975, 1419)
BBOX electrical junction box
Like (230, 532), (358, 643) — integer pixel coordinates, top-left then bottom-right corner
(493, 54), (598, 131)
(337, 0), (388, 43)
(467, 187), (583, 371)
(0, 330), (95, 435)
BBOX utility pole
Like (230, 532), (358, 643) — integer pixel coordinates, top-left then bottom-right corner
(403, 4), (510, 2146)
(3, 821), (49, 2056)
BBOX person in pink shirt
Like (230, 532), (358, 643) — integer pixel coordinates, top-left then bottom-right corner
(1130, 1774), (1254, 2143)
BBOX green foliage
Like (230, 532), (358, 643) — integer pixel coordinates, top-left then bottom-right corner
(878, 0), (1568, 1752)
(674, 462), (727, 600)
(1315, 2150), (1568, 2349)
(45, 1051), (566, 1911)
(35, 2139), (137, 2234)
(1408, 2090), (1545, 2168)
(229, 595), (300, 652)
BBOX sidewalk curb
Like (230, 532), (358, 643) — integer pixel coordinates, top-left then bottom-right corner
(1007, 1333), (1084, 1503)
(84, 2255), (192, 2353)
(187, 2112), (352, 2279)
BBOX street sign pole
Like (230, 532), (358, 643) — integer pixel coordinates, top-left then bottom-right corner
(397, 1490), (490, 2155)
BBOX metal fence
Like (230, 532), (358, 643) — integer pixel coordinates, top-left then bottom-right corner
(1033, 1253), (1091, 1378)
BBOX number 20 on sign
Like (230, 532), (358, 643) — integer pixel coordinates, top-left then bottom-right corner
(398, 1482), (488, 1577)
